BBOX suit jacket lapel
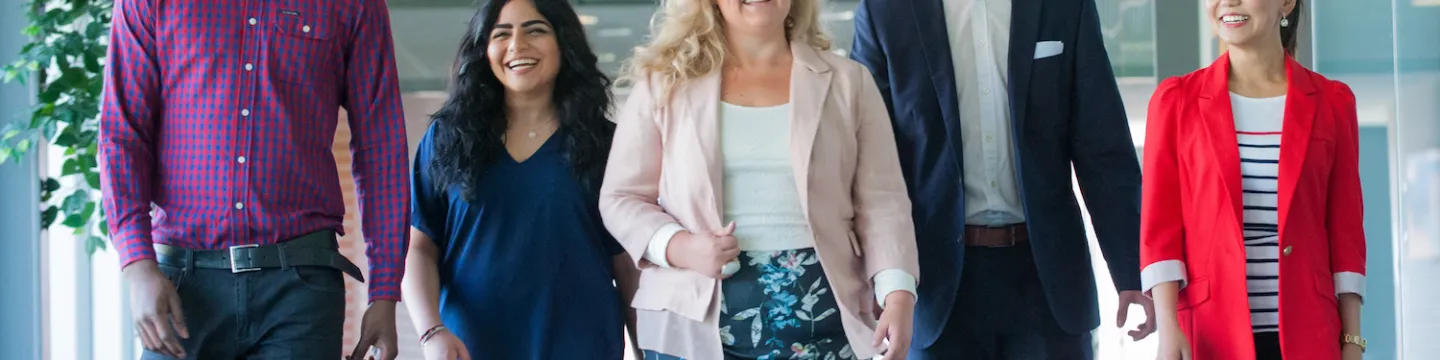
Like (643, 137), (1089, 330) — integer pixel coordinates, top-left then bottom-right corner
(909, 0), (959, 123)
(686, 73), (725, 230)
(1007, 0), (1043, 134)
(1199, 54), (1245, 227)
(788, 44), (833, 210)
(1276, 57), (1318, 240)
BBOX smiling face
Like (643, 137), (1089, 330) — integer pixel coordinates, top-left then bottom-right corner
(486, 0), (561, 95)
(714, 0), (792, 38)
(1206, 0), (1295, 51)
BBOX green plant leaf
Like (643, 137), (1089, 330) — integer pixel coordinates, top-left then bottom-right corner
(85, 172), (100, 189)
(43, 177), (61, 192)
(41, 206), (59, 228)
(62, 190), (89, 215)
(21, 25), (40, 37)
(61, 157), (81, 176)
(15, 138), (30, 153)
(86, 236), (108, 254)
(0, 147), (11, 164)
(98, 220), (108, 236)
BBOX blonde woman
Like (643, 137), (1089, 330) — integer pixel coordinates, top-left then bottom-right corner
(598, 0), (919, 358)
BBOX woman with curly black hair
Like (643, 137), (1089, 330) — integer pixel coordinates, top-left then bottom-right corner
(400, 0), (637, 358)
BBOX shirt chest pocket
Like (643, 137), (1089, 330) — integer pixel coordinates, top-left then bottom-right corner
(266, 8), (338, 88)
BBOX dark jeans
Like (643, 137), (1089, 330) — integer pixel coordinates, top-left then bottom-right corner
(1253, 331), (1282, 360)
(140, 263), (346, 359)
(912, 244), (1093, 360)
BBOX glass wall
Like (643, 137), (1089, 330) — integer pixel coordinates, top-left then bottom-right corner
(1392, 0), (1440, 358)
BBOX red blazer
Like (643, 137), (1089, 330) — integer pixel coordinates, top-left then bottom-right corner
(1139, 54), (1366, 360)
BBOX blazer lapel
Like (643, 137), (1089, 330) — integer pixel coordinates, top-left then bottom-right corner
(788, 44), (834, 209)
(1007, 0), (1043, 134)
(909, 0), (959, 123)
(686, 73), (725, 230)
(1198, 54), (1245, 227)
(1276, 57), (1318, 239)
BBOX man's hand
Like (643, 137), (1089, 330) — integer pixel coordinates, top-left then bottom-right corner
(348, 300), (399, 360)
(126, 259), (189, 358)
(872, 291), (915, 360)
(1117, 290), (1156, 341)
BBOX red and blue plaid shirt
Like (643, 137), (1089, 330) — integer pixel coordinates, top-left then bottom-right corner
(99, 0), (410, 300)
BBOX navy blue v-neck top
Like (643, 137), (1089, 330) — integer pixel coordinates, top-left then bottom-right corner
(411, 124), (625, 360)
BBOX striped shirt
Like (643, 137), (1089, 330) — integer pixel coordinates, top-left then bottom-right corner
(1232, 92), (1286, 332)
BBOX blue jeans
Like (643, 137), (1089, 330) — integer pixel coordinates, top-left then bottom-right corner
(139, 264), (346, 359)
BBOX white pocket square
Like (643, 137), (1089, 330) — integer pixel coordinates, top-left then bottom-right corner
(1034, 41), (1064, 59)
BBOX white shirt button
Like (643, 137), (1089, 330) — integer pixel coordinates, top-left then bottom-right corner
(986, 135), (994, 142)
(248, 18), (257, 26)
(237, 156), (247, 164)
(234, 202), (245, 210)
(302, 25), (311, 33)
(978, 41), (986, 48)
(241, 109), (250, 116)
(982, 88), (991, 95)
(244, 63), (253, 71)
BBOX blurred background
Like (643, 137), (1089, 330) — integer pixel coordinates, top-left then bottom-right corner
(1, 0), (1437, 359)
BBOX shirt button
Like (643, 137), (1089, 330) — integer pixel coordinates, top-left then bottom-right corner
(986, 135), (994, 142)
(978, 41), (986, 48)
(244, 63), (253, 71)
(234, 202), (245, 210)
(241, 109), (250, 117)
(982, 88), (991, 95)
(302, 25), (311, 33)
(237, 156), (247, 164)
(989, 180), (997, 187)
(1283, 246), (1294, 256)
(248, 18), (257, 26)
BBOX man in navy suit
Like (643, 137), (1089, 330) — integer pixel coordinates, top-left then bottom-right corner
(851, 0), (1155, 358)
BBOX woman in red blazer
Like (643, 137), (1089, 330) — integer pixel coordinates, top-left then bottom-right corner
(1140, 1), (1366, 359)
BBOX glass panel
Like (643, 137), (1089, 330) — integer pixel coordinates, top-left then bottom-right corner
(1392, 1), (1440, 358)
(1312, 2), (1401, 359)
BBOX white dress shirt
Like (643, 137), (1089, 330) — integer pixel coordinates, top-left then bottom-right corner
(943, 0), (1026, 225)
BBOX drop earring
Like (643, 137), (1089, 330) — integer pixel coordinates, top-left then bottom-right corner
(1280, 16), (1290, 27)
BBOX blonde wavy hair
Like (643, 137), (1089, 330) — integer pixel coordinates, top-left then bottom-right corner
(618, 0), (831, 100)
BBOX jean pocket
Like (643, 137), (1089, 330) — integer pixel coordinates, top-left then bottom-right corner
(288, 266), (346, 293)
(158, 264), (188, 290)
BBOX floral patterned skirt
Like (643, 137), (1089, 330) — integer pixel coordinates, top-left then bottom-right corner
(717, 248), (856, 360)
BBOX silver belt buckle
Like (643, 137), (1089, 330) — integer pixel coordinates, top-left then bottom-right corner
(230, 244), (261, 273)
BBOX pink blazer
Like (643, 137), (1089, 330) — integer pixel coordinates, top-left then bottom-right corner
(599, 43), (920, 359)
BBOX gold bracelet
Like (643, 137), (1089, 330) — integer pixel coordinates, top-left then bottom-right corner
(1342, 333), (1367, 352)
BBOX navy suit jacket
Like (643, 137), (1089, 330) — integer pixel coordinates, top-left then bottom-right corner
(851, 0), (1142, 347)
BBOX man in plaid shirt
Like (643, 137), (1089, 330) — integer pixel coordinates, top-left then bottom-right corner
(99, 0), (410, 358)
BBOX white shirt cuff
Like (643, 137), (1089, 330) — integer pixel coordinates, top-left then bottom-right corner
(872, 269), (917, 309)
(644, 223), (685, 268)
(1140, 260), (1188, 297)
(1335, 271), (1365, 302)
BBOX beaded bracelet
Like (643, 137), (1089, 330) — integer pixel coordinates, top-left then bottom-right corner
(419, 325), (448, 346)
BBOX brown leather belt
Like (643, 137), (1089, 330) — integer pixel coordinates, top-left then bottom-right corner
(963, 224), (1029, 247)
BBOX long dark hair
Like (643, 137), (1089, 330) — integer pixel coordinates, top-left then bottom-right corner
(427, 0), (615, 200)
(1280, 0), (1304, 54)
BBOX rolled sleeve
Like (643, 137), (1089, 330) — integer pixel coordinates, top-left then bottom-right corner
(1335, 271), (1365, 301)
(872, 269), (917, 309)
(644, 223), (685, 268)
(1139, 259), (1188, 296)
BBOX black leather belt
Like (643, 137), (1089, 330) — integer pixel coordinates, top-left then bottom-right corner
(963, 223), (1030, 247)
(154, 230), (365, 282)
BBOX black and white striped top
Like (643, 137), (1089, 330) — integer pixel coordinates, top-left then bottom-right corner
(1233, 92), (1286, 333)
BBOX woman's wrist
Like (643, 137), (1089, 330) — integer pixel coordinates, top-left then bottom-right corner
(419, 324), (449, 345)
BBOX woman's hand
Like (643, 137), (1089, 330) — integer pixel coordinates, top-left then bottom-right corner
(1155, 323), (1191, 360)
(873, 291), (915, 360)
(667, 222), (740, 278)
(421, 330), (471, 360)
(1342, 343), (1363, 360)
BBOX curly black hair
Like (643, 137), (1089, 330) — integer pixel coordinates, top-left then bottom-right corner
(426, 0), (615, 200)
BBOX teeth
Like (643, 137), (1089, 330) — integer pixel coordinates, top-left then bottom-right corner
(742, 0), (769, 4)
(1221, 15), (1249, 23)
(507, 59), (538, 69)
